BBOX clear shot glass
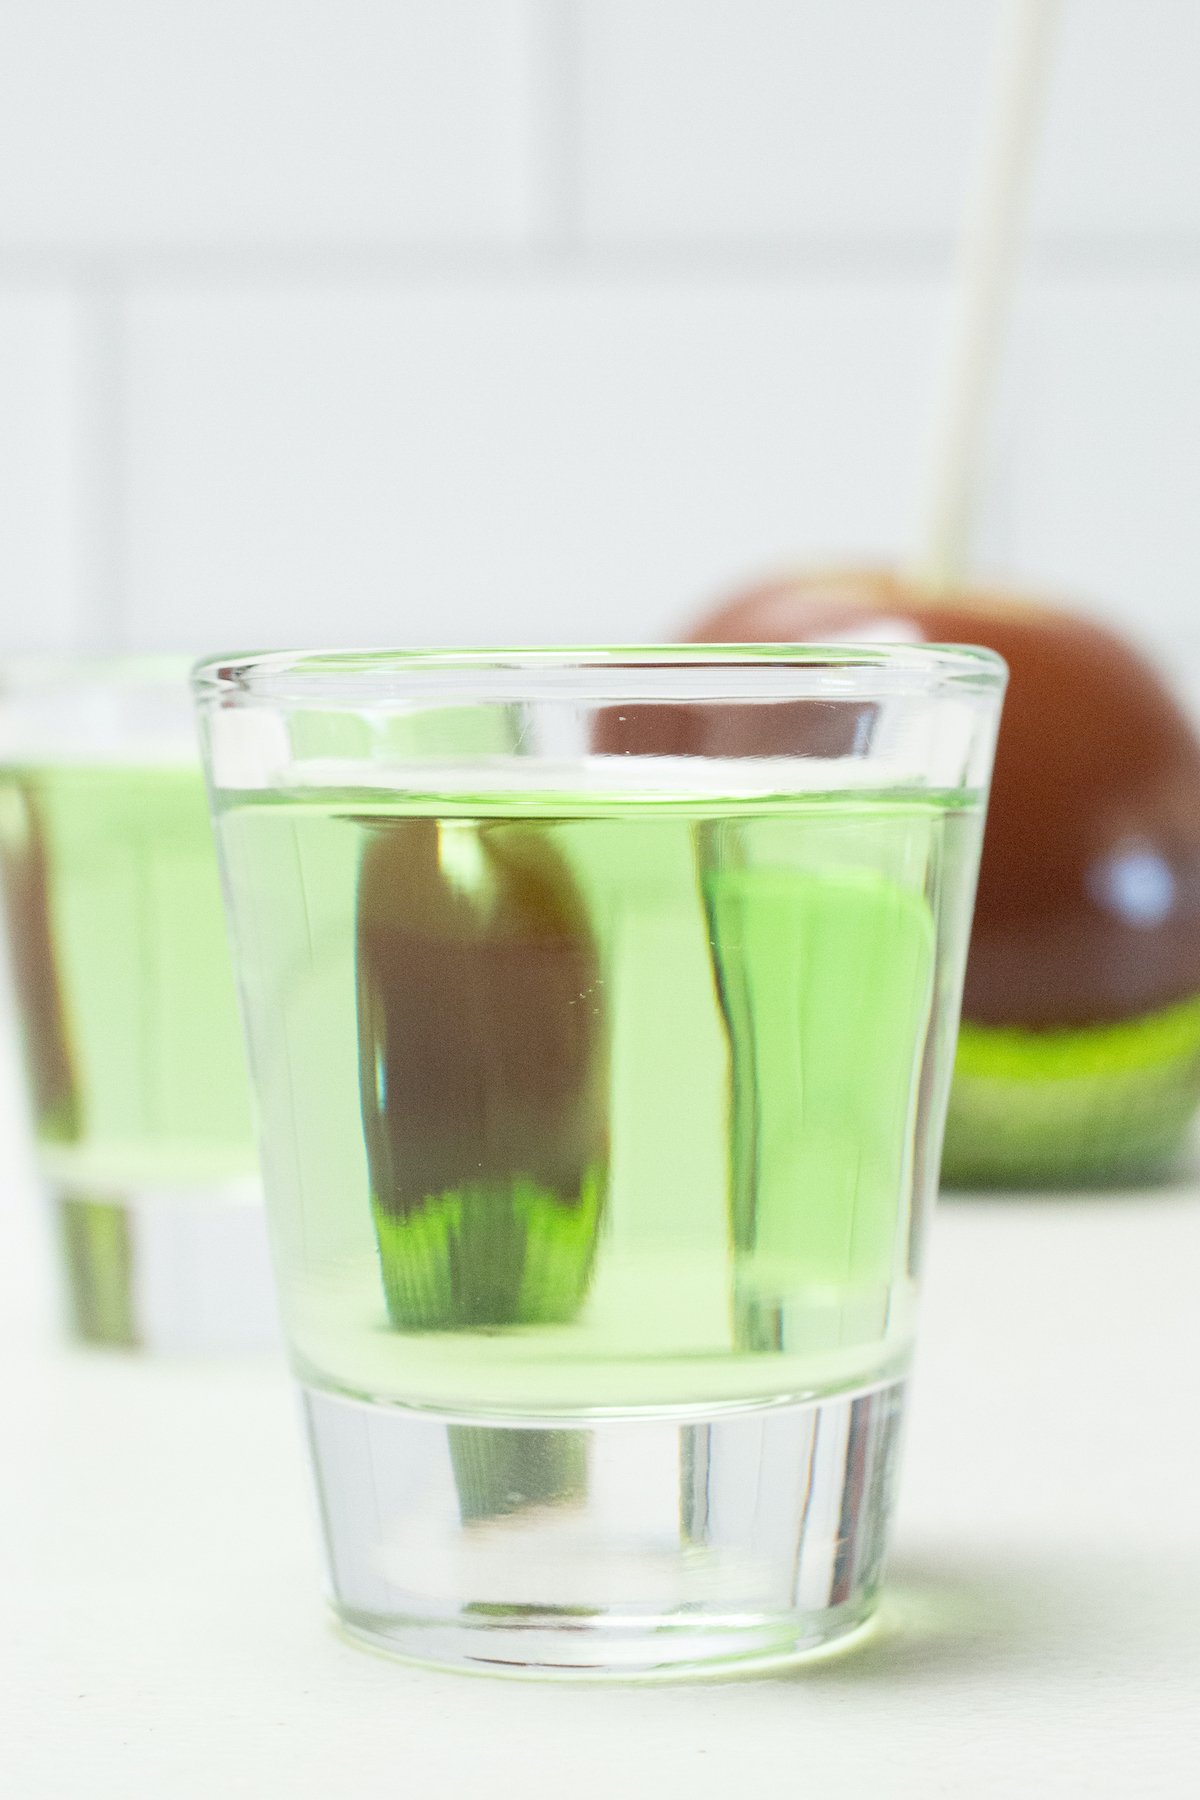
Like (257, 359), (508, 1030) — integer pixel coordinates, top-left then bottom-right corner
(0, 659), (274, 1351)
(195, 644), (1005, 1677)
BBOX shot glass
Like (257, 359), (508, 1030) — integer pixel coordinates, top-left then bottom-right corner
(0, 659), (274, 1351)
(196, 644), (1004, 1677)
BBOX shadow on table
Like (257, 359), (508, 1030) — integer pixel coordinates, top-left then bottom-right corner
(766, 1543), (1193, 1689)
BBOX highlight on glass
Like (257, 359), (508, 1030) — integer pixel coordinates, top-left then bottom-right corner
(195, 643), (1005, 1677)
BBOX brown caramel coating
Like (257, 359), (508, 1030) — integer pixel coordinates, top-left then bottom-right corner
(356, 818), (607, 1214)
(0, 784), (79, 1138)
(689, 570), (1200, 1029)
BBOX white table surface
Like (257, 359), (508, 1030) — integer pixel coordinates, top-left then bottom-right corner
(3, 1033), (1199, 1799)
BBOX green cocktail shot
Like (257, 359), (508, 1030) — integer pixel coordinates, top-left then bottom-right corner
(0, 660), (267, 1351)
(198, 644), (1004, 1676)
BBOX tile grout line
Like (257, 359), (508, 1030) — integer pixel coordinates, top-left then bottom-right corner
(4, 235), (1200, 290)
(73, 267), (128, 652)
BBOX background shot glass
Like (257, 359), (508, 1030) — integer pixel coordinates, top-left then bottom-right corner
(197, 644), (1005, 1676)
(0, 659), (275, 1351)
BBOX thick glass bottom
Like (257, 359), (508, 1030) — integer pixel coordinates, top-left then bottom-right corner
(302, 1376), (906, 1679)
(53, 1181), (278, 1353)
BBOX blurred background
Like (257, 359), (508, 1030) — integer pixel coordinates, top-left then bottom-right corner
(0, 0), (1197, 673)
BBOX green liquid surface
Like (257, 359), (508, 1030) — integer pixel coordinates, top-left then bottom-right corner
(0, 762), (256, 1192)
(215, 785), (982, 1416)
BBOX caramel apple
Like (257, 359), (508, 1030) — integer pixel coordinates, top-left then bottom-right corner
(357, 817), (608, 1326)
(688, 570), (1200, 1186)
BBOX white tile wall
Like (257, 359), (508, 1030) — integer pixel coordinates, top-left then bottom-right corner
(1007, 277), (1200, 666)
(1034, 1), (1200, 240)
(578, 1), (1003, 243)
(578, 1), (1200, 250)
(0, 1), (1197, 682)
(122, 276), (944, 651)
(0, 1), (538, 248)
(0, 290), (86, 648)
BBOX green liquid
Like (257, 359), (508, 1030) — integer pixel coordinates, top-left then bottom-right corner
(215, 786), (981, 1415)
(0, 762), (256, 1193)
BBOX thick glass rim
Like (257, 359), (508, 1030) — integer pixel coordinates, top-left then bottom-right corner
(193, 642), (1008, 707)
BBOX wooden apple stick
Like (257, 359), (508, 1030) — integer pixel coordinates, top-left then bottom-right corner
(909, 0), (1062, 591)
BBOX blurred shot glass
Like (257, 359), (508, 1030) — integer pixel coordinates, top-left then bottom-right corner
(0, 658), (275, 1352)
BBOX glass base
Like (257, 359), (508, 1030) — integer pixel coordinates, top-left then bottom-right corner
(53, 1182), (279, 1353)
(302, 1377), (906, 1679)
